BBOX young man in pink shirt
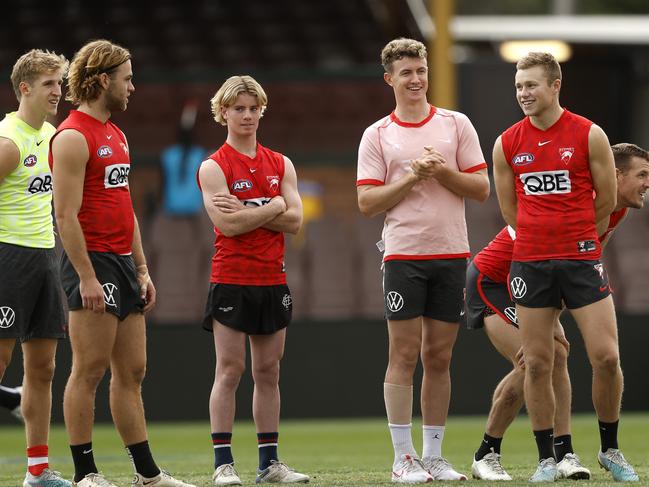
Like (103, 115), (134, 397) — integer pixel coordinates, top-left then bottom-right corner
(357, 38), (490, 483)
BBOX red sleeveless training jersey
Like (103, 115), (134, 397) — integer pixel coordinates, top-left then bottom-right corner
(200, 142), (286, 285)
(49, 110), (134, 254)
(474, 209), (628, 284)
(501, 109), (599, 261)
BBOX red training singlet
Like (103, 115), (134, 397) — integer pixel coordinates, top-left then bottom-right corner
(200, 142), (286, 285)
(49, 110), (134, 254)
(501, 109), (599, 261)
(474, 209), (629, 284)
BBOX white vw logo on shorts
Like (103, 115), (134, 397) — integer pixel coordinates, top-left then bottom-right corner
(504, 306), (518, 324)
(0, 306), (15, 328)
(102, 283), (118, 307)
(386, 291), (404, 312)
(510, 277), (527, 299)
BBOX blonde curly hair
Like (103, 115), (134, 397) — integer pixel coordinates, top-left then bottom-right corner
(66, 39), (131, 105)
(381, 38), (427, 73)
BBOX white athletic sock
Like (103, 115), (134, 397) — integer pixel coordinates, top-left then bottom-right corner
(388, 423), (417, 462)
(422, 425), (445, 458)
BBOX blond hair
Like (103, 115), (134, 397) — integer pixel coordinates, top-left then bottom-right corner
(516, 52), (562, 85)
(210, 75), (268, 125)
(11, 49), (68, 101)
(381, 38), (427, 73)
(66, 39), (131, 105)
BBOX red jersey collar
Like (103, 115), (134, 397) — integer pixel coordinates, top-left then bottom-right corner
(390, 104), (436, 128)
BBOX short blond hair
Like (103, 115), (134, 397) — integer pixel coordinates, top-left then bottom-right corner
(66, 39), (131, 105)
(210, 75), (268, 126)
(11, 49), (68, 101)
(516, 52), (562, 85)
(381, 38), (427, 73)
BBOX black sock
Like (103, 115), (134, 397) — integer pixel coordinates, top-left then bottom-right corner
(475, 433), (503, 460)
(126, 440), (160, 479)
(598, 420), (619, 452)
(257, 432), (279, 471)
(533, 429), (555, 462)
(553, 434), (574, 461)
(0, 385), (21, 410)
(70, 442), (98, 483)
(212, 432), (234, 467)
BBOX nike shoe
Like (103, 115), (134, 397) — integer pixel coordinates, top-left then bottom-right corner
(471, 451), (512, 481)
(213, 463), (242, 486)
(598, 448), (639, 482)
(556, 453), (590, 480)
(255, 461), (309, 483)
(529, 458), (558, 483)
(131, 471), (196, 486)
(422, 456), (467, 481)
(73, 473), (118, 487)
(23, 468), (71, 486)
(11, 385), (23, 422)
(391, 454), (432, 483)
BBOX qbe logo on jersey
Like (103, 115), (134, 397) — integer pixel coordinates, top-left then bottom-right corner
(520, 170), (571, 195)
(104, 164), (130, 188)
(25, 173), (53, 195)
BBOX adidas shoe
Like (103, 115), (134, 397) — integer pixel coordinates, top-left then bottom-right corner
(556, 453), (590, 480)
(391, 454), (432, 483)
(131, 470), (196, 486)
(73, 473), (118, 487)
(598, 448), (639, 482)
(255, 460), (309, 483)
(422, 456), (466, 481)
(471, 451), (512, 481)
(529, 458), (558, 483)
(213, 463), (242, 486)
(24, 468), (71, 486)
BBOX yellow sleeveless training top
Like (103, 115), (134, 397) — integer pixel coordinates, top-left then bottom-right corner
(0, 112), (55, 248)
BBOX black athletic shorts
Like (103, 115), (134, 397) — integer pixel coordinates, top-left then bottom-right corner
(60, 251), (144, 321)
(202, 283), (292, 335)
(465, 261), (518, 330)
(509, 259), (610, 309)
(382, 258), (467, 323)
(0, 242), (66, 341)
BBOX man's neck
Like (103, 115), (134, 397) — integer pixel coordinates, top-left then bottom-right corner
(15, 105), (45, 131)
(528, 105), (564, 131)
(394, 100), (430, 123)
(78, 100), (111, 124)
(226, 134), (257, 158)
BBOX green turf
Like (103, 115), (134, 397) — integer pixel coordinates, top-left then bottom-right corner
(1, 414), (647, 485)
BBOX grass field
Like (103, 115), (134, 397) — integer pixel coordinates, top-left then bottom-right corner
(1, 414), (647, 486)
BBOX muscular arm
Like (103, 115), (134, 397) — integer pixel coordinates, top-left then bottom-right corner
(262, 157), (303, 234)
(357, 171), (420, 218)
(52, 129), (105, 312)
(427, 163), (490, 201)
(589, 124), (617, 224)
(198, 159), (286, 237)
(493, 136), (518, 228)
(0, 137), (20, 183)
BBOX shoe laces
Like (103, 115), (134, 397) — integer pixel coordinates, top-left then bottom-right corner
(216, 464), (238, 477)
(482, 453), (507, 474)
(269, 460), (293, 473)
(88, 473), (115, 487)
(562, 453), (581, 465)
(605, 449), (632, 468)
(427, 456), (453, 476)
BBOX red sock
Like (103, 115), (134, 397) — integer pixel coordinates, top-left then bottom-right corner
(27, 445), (49, 476)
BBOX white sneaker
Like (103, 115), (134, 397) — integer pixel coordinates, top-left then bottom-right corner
(422, 456), (467, 481)
(391, 454), (433, 483)
(73, 473), (118, 487)
(556, 453), (590, 480)
(131, 470), (196, 486)
(213, 464), (242, 486)
(529, 458), (558, 483)
(255, 460), (309, 483)
(598, 448), (639, 482)
(11, 386), (23, 422)
(24, 468), (71, 486)
(471, 451), (512, 481)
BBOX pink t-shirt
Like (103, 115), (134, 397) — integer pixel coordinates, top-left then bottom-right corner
(357, 105), (486, 261)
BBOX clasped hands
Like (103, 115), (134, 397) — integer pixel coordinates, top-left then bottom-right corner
(410, 146), (447, 181)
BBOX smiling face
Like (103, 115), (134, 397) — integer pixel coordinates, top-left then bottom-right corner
(617, 156), (649, 209)
(384, 56), (428, 106)
(222, 93), (261, 137)
(21, 69), (64, 118)
(515, 65), (560, 118)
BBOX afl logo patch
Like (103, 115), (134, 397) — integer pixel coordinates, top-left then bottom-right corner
(232, 179), (253, 192)
(23, 154), (37, 167)
(97, 145), (113, 158)
(512, 153), (535, 166)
